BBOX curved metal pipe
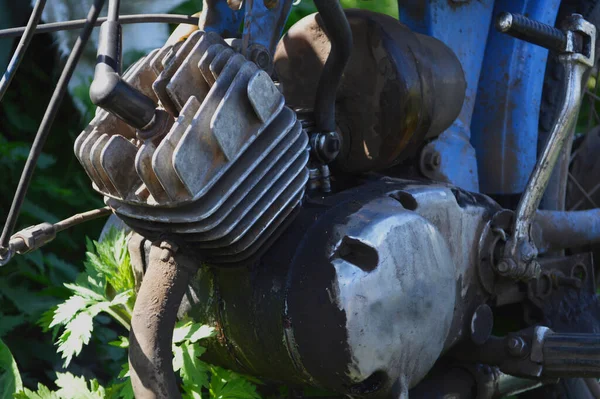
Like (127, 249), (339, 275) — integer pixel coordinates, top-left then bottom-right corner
(312, 0), (352, 133)
(129, 242), (192, 399)
(534, 209), (600, 253)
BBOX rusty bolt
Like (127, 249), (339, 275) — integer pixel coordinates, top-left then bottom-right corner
(507, 336), (527, 357)
(423, 151), (442, 172)
(249, 46), (272, 72)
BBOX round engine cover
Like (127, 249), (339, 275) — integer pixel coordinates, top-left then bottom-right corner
(274, 10), (466, 173)
(184, 182), (457, 398)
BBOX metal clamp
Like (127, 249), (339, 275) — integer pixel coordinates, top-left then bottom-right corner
(496, 13), (596, 280)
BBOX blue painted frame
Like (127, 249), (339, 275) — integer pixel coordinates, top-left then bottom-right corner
(399, 0), (560, 194)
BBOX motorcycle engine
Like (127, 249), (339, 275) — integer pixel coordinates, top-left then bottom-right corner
(75, 9), (492, 398)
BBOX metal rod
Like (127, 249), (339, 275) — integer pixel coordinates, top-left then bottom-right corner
(496, 12), (567, 52)
(0, 0), (106, 254)
(313, 0), (352, 133)
(535, 208), (600, 253)
(0, 0), (47, 103)
(0, 14), (200, 39)
(54, 206), (112, 232)
(108, 0), (120, 22)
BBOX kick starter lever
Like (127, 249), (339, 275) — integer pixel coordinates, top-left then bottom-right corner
(495, 13), (596, 280)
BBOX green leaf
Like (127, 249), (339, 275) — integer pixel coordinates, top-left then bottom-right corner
(49, 296), (91, 328)
(173, 321), (193, 344)
(14, 384), (60, 399)
(0, 338), (22, 398)
(209, 369), (260, 399)
(173, 321), (215, 344)
(109, 336), (129, 349)
(0, 314), (26, 337)
(56, 311), (96, 367)
(188, 325), (215, 343)
(180, 342), (209, 389)
(173, 344), (184, 373)
(54, 372), (105, 399)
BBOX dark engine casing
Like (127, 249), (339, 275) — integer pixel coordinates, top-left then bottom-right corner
(180, 178), (499, 398)
(274, 10), (466, 173)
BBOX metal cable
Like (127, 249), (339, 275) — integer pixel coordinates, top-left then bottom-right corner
(0, 0), (47, 103)
(0, 0), (106, 253)
(0, 14), (200, 39)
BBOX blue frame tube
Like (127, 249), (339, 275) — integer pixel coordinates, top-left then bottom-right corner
(398, 0), (495, 192)
(471, 0), (560, 195)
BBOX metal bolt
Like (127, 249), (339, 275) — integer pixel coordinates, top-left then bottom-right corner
(507, 336), (526, 357)
(310, 131), (342, 164)
(497, 260), (511, 274)
(423, 151), (441, 171)
(249, 46), (272, 72)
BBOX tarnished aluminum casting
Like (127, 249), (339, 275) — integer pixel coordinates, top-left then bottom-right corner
(180, 178), (500, 398)
(74, 31), (309, 263)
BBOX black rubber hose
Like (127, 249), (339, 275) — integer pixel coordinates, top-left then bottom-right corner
(313, 0), (353, 133)
(0, 0), (46, 103)
(89, 0), (157, 130)
(0, 15), (200, 39)
(0, 0), (105, 253)
(129, 243), (192, 399)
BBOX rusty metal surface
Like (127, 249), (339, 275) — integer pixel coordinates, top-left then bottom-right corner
(274, 9), (465, 174)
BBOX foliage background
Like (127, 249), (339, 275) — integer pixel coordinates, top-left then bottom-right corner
(0, 0), (398, 394)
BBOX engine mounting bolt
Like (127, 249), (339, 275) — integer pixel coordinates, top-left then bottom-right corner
(310, 131), (342, 164)
(507, 336), (527, 357)
(497, 260), (512, 274)
(423, 150), (441, 171)
(249, 45), (273, 73)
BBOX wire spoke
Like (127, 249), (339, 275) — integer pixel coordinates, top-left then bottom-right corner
(568, 173), (600, 210)
(0, 0), (106, 252)
(0, 0), (46, 103)
(0, 14), (199, 39)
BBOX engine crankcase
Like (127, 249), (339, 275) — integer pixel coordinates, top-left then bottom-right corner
(73, 31), (309, 264)
(181, 178), (499, 397)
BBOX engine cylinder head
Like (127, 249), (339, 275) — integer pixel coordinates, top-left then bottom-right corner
(74, 31), (309, 265)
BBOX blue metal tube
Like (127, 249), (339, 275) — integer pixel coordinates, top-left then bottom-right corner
(535, 209), (600, 253)
(471, 0), (560, 195)
(398, 0), (495, 191)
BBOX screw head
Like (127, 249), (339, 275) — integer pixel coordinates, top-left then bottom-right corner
(507, 336), (526, 357)
(497, 260), (510, 273)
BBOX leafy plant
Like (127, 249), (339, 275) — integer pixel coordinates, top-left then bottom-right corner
(25, 229), (260, 398)
(0, 338), (22, 398)
(43, 228), (134, 368)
